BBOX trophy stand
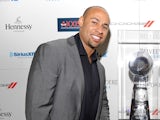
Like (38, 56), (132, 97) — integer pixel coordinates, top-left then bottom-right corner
(128, 51), (153, 120)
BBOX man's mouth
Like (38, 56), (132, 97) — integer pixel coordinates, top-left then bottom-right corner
(92, 35), (101, 41)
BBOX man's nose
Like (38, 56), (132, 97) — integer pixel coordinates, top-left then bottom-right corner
(96, 25), (103, 34)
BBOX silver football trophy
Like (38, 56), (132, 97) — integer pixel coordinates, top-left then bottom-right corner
(128, 50), (153, 120)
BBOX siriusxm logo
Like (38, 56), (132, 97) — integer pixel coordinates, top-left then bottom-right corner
(58, 18), (79, 32)
(102, 52), (108, 57)
(98, 51), (108, 58)
(10, 52), (34, 57)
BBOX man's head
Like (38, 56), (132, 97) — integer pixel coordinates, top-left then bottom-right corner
(78, 6), (110, 52)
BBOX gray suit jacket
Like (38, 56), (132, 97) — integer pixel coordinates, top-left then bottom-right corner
(25, 36), (110, 120)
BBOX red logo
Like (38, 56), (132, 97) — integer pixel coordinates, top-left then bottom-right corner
(152, 109), (158, 115)
(144, 20), (154, 27)
(8, 82), (17, 89)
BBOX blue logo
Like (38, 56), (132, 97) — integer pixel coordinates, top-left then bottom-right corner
(102, 52), (108, 57)
(9, 52), (34, 57)
(57, 18), (79, 32)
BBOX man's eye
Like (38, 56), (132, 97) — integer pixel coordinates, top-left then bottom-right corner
(103, 25), (109, 30)
(103, 26), (108, 30)
(92, 21), (97, 25)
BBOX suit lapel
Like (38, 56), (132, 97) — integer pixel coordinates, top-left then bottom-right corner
(67, 36), (85, 102)
(97, 61), (104, 93)
(96, 61), (105, 120)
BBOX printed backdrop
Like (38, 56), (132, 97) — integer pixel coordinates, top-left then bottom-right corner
(0, 0), (160, 120)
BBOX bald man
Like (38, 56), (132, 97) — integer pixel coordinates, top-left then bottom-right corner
(26, 6), (110, 120)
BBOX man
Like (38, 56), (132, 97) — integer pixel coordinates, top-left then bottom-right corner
(25, 6), (110, 120)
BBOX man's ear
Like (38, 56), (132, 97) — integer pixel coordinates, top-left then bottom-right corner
(78, 16), (84, 27)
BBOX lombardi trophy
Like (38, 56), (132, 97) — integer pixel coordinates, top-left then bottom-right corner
(128, 50), (153, 120)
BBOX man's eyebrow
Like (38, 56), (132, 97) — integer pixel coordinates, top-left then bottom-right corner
(90, 17), (99, 21)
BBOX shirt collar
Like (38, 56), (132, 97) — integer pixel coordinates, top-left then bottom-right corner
(74, 33), (98, 62)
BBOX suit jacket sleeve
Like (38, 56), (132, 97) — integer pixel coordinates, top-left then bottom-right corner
(100, 68), (110, 120)
(25, 43), (61, 120)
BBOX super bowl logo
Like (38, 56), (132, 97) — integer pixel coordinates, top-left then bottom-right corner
(58, 18), (79, 32)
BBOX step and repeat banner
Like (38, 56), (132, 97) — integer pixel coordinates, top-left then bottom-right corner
(0, 0), (160, 120)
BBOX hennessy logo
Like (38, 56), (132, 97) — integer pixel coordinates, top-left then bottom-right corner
(5, 16), (32, 32)
(14, 16), (22, 24)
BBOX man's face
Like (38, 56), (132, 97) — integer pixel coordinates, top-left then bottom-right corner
(78, 7), (110, 50)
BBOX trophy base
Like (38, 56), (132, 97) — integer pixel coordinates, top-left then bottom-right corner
(129, 85), (150, 120)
